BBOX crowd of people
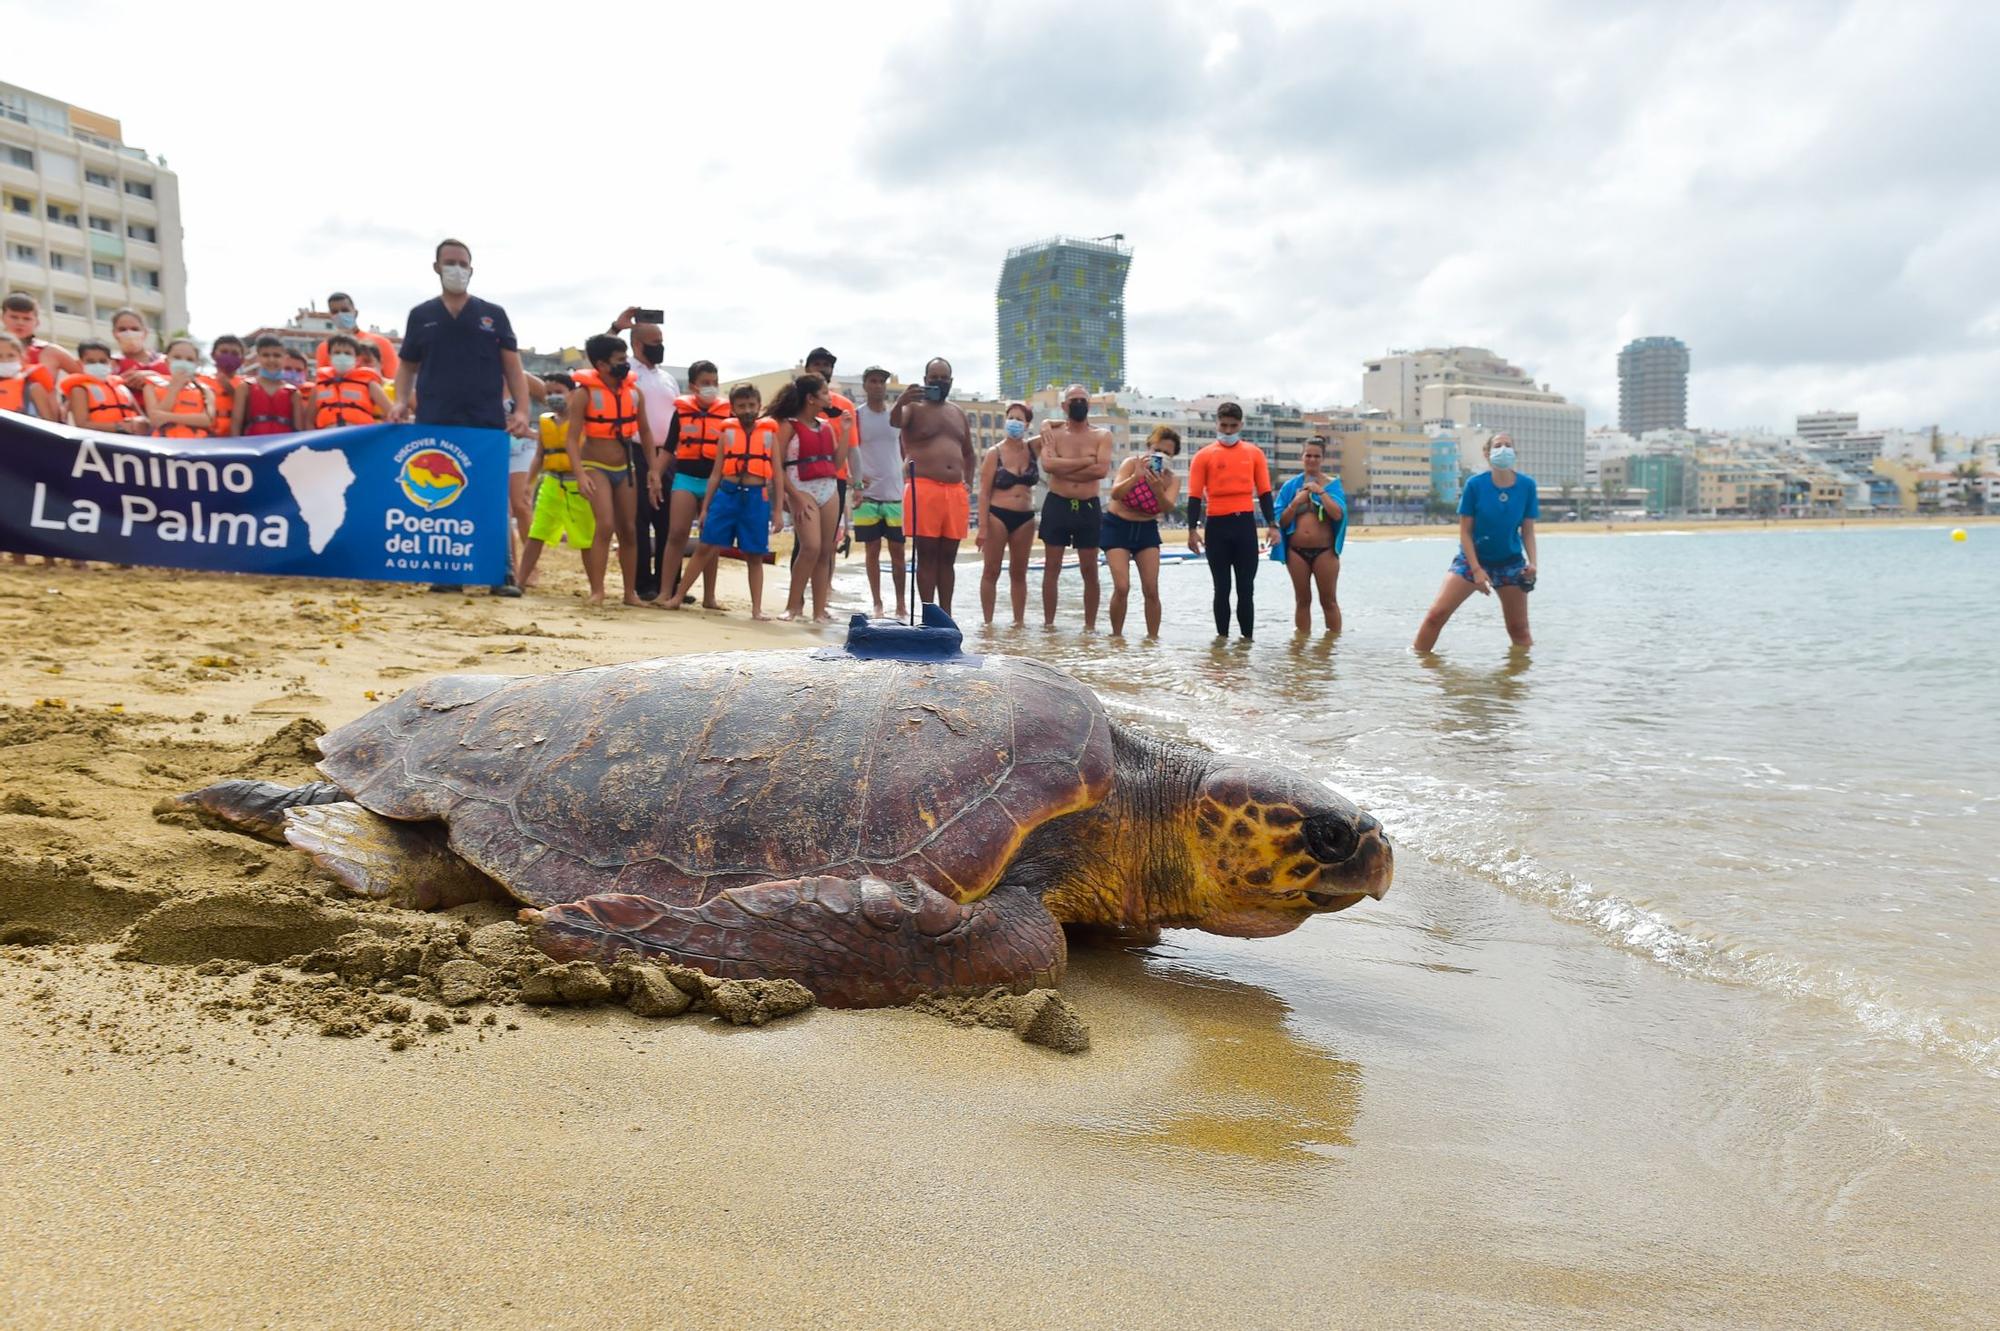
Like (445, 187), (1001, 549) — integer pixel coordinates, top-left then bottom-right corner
(1, 236), (1542, 647)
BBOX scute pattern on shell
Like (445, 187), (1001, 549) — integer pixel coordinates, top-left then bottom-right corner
(313, 653), (1114, 910)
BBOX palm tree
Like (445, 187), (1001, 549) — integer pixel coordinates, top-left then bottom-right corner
(1954, 460), (1985, 514)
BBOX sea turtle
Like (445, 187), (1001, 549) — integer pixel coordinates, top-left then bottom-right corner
(181, 650), (1392, 1007)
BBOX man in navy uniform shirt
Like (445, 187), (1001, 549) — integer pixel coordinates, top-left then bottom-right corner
(394, 237), (531, 595)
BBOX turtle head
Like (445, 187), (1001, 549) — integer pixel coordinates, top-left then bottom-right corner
(1182, 766), (1392, 938)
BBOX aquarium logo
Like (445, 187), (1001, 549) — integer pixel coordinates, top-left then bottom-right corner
(394, 440), (471, 512)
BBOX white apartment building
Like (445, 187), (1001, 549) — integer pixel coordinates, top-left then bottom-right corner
(1365, 346), (1587, 486)
(0, 82), (187, 349)
(1796, 410), (1859, 442)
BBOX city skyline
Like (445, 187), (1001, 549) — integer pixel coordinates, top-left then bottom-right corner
(4, 1), (1998, 434)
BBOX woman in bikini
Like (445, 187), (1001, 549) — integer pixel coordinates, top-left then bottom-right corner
(1274, 436), (1346, 634)
(773, 373), (845, 623)
(1100, 425), (1182, 638)
(975, 401), (1041, 627)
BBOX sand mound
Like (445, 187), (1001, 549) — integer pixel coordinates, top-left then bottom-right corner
(914, 986), (1092, 1053)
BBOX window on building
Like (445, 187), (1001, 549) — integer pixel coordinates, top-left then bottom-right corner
(49, 252), (81, 273)
(8, 243), (39, 264)
(94, 304), (124, 322)
(91, 260), (118, 281)
(88, 214), (114, 232)
(51, 299), (79, 315)
(4, 146), (32, 169)
(123, 179), (153, 200)
(133, 268), (160, 290)
(45, 203), (78, 227)
(125, 222), (157, 243)
(85, 169), (113, 188)
(5, 194), (28, 215)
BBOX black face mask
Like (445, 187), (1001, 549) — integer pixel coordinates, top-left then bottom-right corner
(1066, 399), (1090, 422)
(639, 343), (665, 366)
(606, 362), (632, 384)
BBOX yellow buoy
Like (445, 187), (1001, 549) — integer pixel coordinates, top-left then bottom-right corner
(1950, 528), (1968, 542)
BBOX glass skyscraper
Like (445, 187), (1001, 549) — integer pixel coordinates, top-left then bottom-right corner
(996, 235), (1131, 400)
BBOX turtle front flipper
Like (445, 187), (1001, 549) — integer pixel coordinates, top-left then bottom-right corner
(176, 779), (347, 841)
(526, 878), (1065, 1009)
(284, 802), (503, 911)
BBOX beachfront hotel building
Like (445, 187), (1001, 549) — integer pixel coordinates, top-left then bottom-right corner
(1363, 346), (1587, 487)
(0, 82), (187, 346)
(997, 235), (1131, 400)
(1617, 336), (1689, 435)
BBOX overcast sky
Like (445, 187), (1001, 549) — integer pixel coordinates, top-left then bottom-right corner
(19, 0), (2000, 432)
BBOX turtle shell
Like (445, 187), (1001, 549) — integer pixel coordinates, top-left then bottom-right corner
(314, 652), (1114, 909)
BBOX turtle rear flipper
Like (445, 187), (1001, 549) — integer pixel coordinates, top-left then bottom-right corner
(284, 802), (503, 912)
(526, 878), (1065, 1009)
(177, 779), (347, 841)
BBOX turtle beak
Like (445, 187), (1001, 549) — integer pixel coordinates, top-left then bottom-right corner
(1304, 814), (1392, 911)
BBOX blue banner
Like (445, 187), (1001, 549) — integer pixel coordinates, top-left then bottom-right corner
(0, 414), (510, 583)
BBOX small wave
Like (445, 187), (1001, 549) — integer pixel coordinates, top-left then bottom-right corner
(1137, 705), (2000, 1081)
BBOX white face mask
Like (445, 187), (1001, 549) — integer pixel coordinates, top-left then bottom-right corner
(439, 264), (471, 294)
(696, 384), (719, 403)
(169, 358), (199, 377)
(330, 353), (357, 374)
(115, 328), (147, 350)
(0, 360), (19, 379)
(84, 361), (113, 379)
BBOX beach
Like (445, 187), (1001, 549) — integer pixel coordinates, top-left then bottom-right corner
(3, 529), (1997, 1329)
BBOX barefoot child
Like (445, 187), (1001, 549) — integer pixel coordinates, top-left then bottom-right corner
(661, 383), (783, 619)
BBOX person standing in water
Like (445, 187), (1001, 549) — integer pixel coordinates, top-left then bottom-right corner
(1185, 402), (1277, 641)
(975, 401), (1041, 627)
(1273, 436), (1346, 634)
(890, 358), (974, 614)
(1100, 425), (1181, 638)
(1414, 432), (1538, 651)
(1038, 384), (1113, 630)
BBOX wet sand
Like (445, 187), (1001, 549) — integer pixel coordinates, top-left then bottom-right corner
(1, 559), (1991, 1329)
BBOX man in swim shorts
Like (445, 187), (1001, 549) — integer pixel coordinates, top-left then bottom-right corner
(1038, 384), (1114, 631)
(889, 357), (974, 614)
(849, 366), (907, 619)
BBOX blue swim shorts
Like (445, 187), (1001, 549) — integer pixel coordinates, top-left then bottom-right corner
(1450, 551), (1533, 591)
(701, 481), (771, 556)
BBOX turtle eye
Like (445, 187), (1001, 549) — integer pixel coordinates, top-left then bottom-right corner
(1302, 813), (1361, 865)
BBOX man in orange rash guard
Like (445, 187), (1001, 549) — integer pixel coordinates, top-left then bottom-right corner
(1185, 401), (1279, 640)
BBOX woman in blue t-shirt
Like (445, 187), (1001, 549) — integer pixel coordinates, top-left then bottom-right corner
(1414, 433), (1539, 651)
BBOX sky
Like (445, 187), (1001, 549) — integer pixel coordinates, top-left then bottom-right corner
(16, 0), (2000, 433)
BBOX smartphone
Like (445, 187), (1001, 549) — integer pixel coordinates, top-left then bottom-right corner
(825, 405), (845, 417)
(633, 307), (664, 324)
(1148, 452), (1166, 473)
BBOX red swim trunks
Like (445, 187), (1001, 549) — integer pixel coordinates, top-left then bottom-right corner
(903, 476), (970, 540)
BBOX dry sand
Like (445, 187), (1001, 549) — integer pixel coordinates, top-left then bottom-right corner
(1, 556), (1987, 1329)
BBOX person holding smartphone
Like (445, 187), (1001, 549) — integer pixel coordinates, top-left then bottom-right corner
(1272, 436), (1346, 634)
(1100, 425), (1181, 638)
(1413, 432), (1539, 651)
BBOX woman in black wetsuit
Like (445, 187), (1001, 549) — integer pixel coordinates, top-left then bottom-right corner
(975, 401), (1041, 627)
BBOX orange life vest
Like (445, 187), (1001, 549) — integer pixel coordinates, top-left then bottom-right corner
(311, 369), (381, 429)
(0, 375), (31, 415)
(718, 417), (776, 483)
(827, 389), (857, 480)
(146, 375), (214, 439)
(62, 373), (142, 427)
(671, 393), (733, 465)
(573, 367), (638, 443)
(200, 373), (237, 435)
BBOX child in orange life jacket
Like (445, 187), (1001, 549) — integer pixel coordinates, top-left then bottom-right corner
(232, 336), (308, 436)
(0, 333), (61, 420)
(662, 382), (785, 619)
(354, 342), (392, 400)
(62, 340), (146, 435)
(565, 333), (645, 606)
(140, 339), (216, 439)
(203, 335), (245, 437)
(1, 291), (81, 379)
(310, 334), (391, 430)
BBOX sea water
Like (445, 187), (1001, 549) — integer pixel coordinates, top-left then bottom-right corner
(923, 524), (1998, 1315)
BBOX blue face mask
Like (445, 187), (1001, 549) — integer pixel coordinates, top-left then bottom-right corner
(1005, 418), (1026, 438)
(259, 363), (284, 380)
(1217, 430), (1241, 445)
(1489, 446), (1518, 471)
(334, 311), (357, 330)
